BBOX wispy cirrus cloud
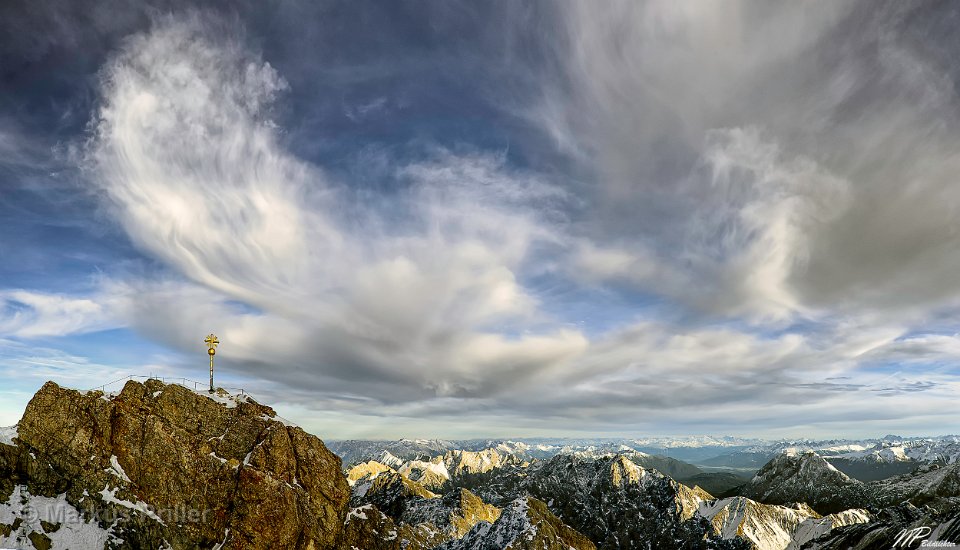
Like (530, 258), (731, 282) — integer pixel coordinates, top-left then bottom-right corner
(0, 289), (124, 338)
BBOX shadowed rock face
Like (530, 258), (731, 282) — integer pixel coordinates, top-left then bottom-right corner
(6, 379), (350, 549)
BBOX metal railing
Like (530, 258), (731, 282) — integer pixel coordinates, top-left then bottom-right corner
(88, 374), (248, 396)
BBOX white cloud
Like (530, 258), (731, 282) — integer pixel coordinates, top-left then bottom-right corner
(83, 13), (585, 407)
(0, 290), (123, 338)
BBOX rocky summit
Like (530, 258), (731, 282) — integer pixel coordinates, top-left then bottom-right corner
(0, 379), (349, 549)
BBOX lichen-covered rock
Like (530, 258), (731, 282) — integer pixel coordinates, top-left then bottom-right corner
(9, 379), (350, 549)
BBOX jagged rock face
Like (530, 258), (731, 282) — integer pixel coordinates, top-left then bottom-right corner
(398, 458), (451, 490)
(6, 380), (350, 549)
(442, 449), (521, 477)
(356, 472), (438, 519)
(788, 508), (872, 550)
(401, 488), (502, 540)
(437, 497), (596, 550)
(353, 450), (523, 493)
(340, 504), (448, 550)
(519, 454), (748, 549)
(341, 505), (405, 550)
(343, 487), (503, 549)
(697, 496), (870, 550)
(740, 450), (960, 517)
(739, 451), (868, 514)
(871, 462), (960, 510)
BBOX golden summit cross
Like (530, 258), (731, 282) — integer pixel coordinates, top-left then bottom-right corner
(205, 333), (219, 393)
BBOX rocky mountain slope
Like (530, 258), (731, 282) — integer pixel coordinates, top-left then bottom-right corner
(738, 450), (869, 514)
(801, 503), (960, 549)
(341, 479), (507, 549)
(2, 382), (955, 549)
(698, 496), (870, 550)
(871, 461), (960, 511)
(1, 380), (350, 549)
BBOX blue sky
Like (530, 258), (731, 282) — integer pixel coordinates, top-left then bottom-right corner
(2, 0), (960, 439)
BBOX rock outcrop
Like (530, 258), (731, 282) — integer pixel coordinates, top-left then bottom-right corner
(1, 379), (350, 549)
(437, 496), (596, 550)
(442, 449), (521, 477)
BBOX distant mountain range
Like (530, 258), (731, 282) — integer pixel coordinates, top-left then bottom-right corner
(335, 436), (960, 549)
(329, 433), (960, 481)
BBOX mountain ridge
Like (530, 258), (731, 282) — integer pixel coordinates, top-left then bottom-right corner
(3, 382), (959, 549)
